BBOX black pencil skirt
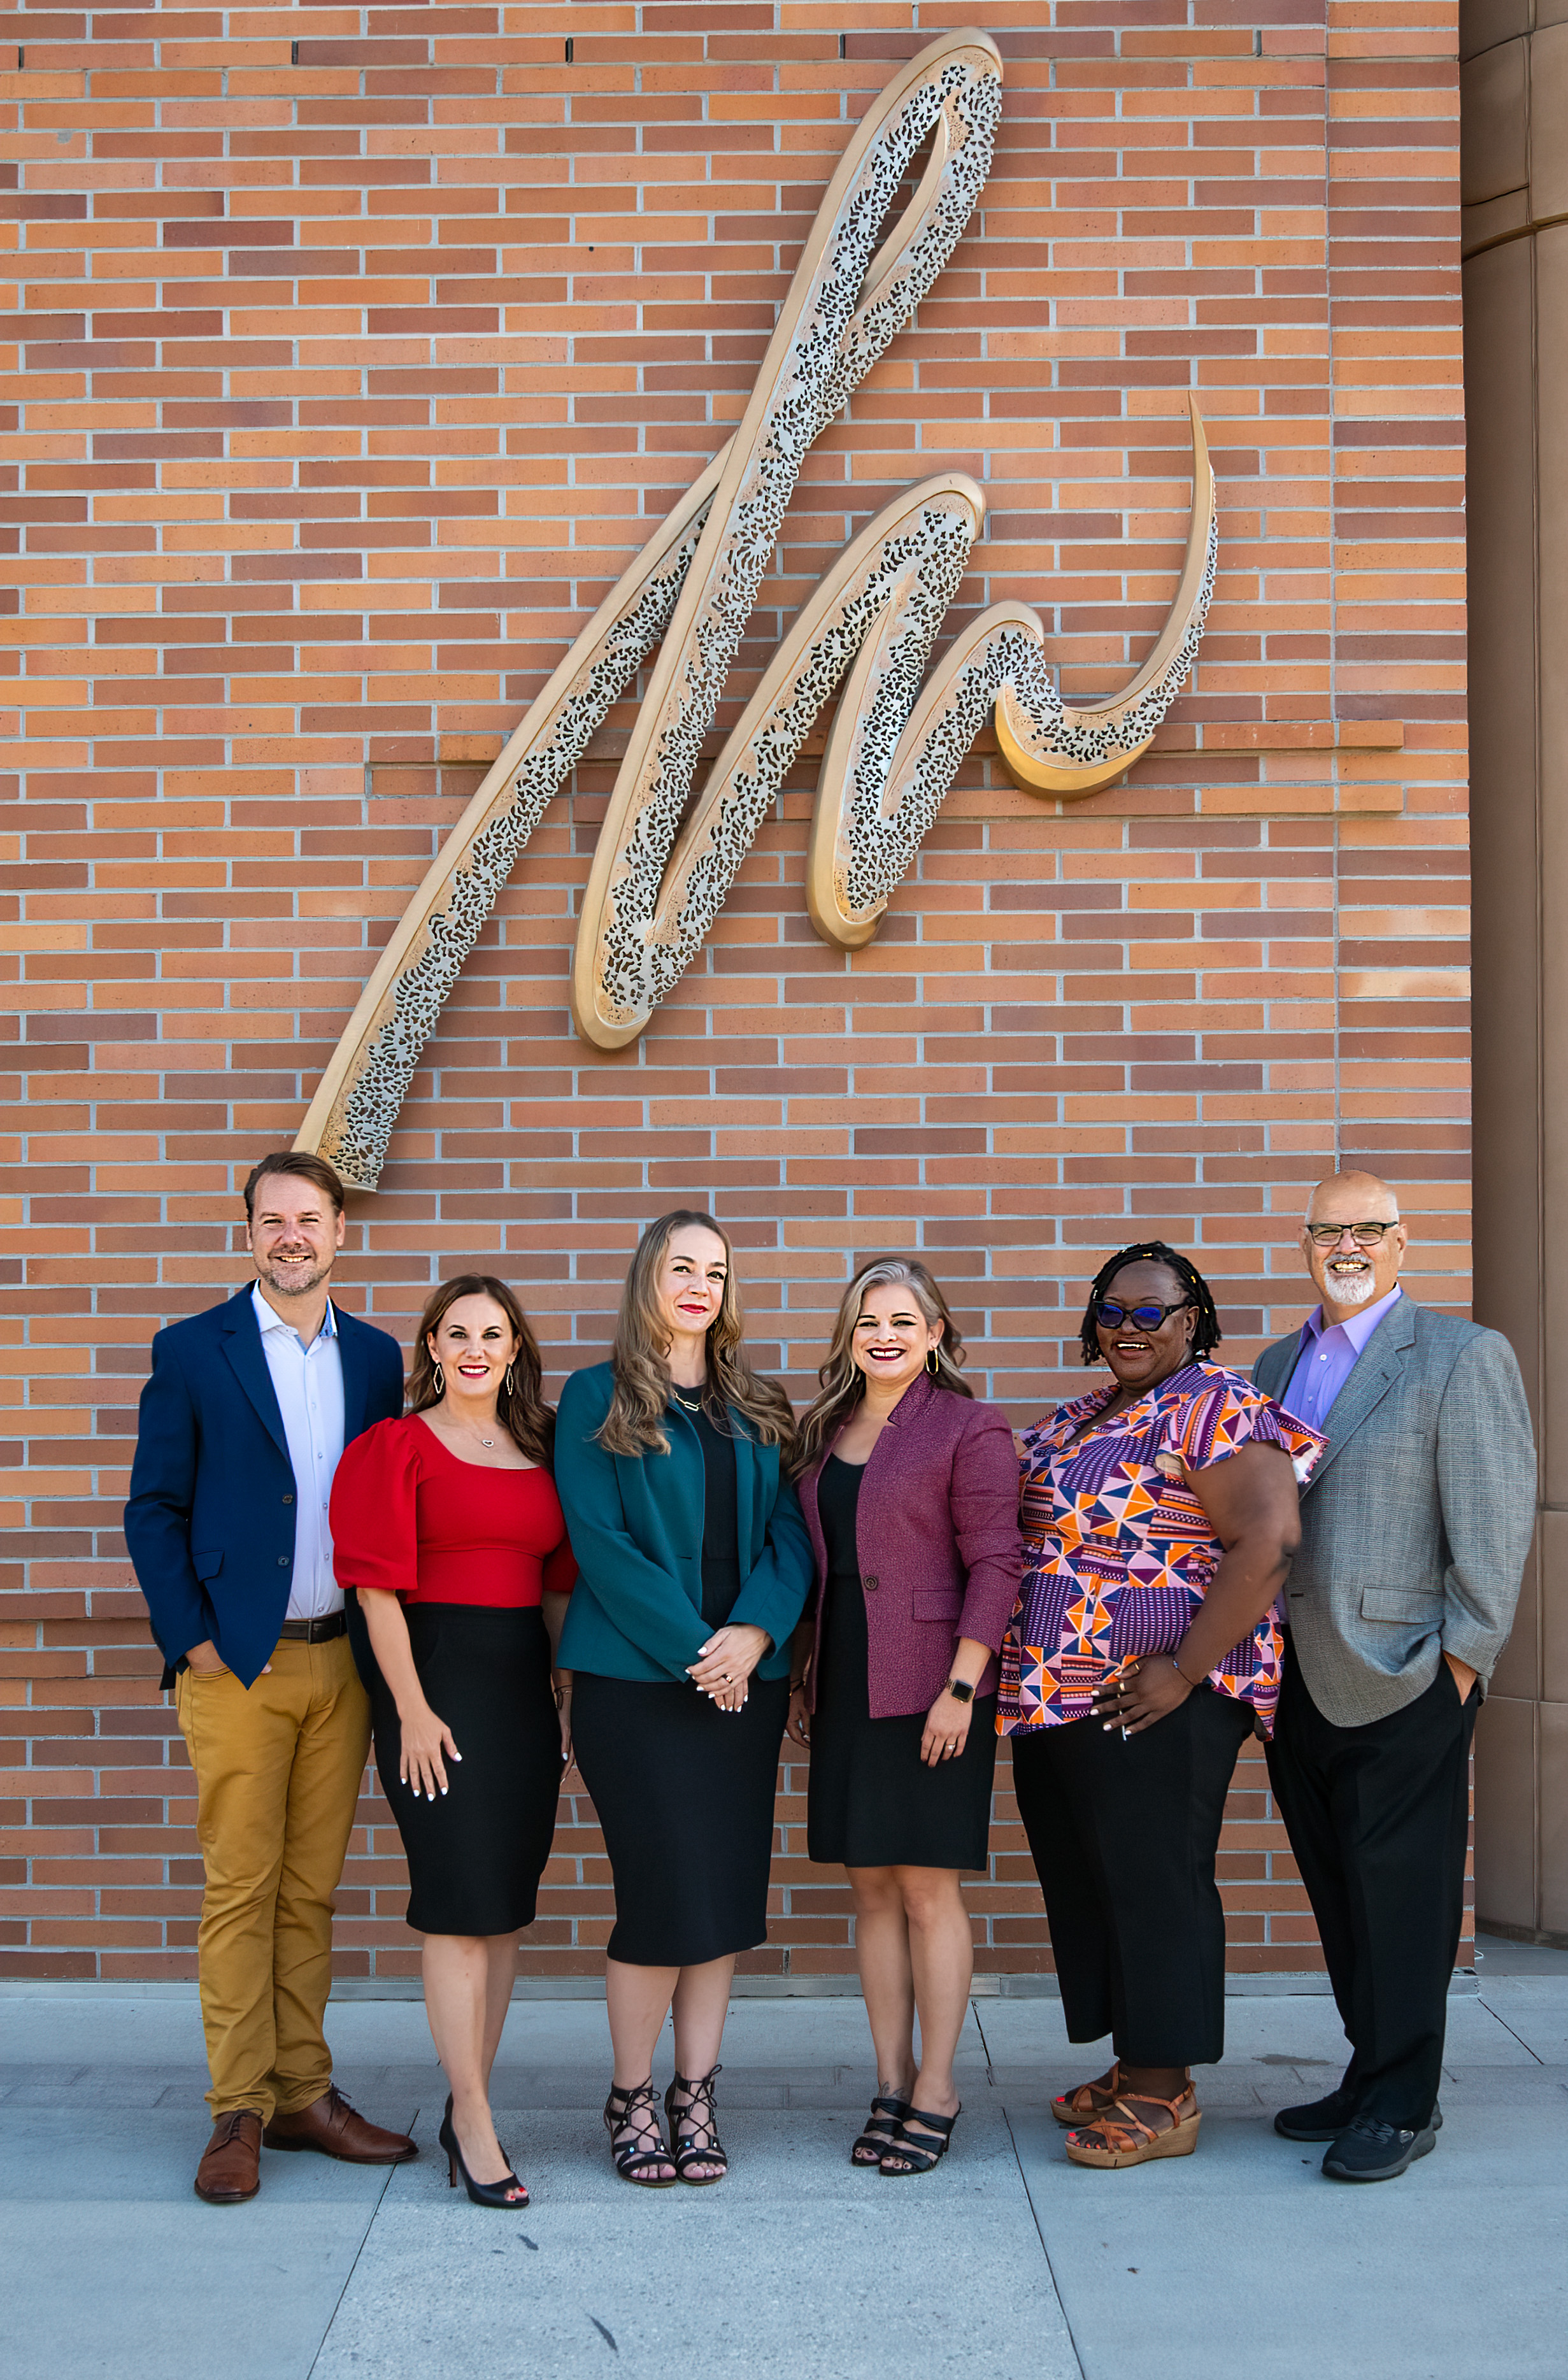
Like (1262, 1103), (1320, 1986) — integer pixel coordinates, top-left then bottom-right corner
(1009, 1686), (1254, 2068)
(366, 1602), (564, 1937)
(571, 1670), (790, 1967)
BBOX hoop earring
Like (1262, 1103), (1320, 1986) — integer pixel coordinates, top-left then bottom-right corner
(504, 1364), (515, 1395)
(927, 1346), (941, 1378)
(432, 1361), (445, 1397)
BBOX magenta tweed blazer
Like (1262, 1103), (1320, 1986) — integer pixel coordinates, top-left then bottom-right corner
(797, 1372), (1027, 1721)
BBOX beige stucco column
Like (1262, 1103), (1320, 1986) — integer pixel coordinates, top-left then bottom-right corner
(1462, 0), (1568, 1941)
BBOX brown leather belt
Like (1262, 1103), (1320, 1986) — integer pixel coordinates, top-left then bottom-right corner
(274, 1614), (348, 1644)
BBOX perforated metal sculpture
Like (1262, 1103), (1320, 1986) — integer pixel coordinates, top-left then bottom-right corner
(297, 28), (1216, 1189)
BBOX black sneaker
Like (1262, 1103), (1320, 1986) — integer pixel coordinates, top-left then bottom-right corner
(1276, 2091), (1442, 2144)
(1274, 2087), (1356, 2142)
(1322, 2113), (1438, 2183)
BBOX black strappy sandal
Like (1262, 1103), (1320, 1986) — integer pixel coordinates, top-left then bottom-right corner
(602, 2077), (677, 2188)
(664, 2063), (729, 2186)
(880, 2103), (961, 2176)
(851, 2091), (912, 2168)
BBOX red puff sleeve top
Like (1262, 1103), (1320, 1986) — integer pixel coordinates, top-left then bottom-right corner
(330, 1414), (578, 1607)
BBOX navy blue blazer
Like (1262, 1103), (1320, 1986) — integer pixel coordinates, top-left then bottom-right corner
(124, 1286), (405, 1690)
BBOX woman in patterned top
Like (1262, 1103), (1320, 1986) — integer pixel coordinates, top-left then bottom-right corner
(1001, 1241), (1325, 2170)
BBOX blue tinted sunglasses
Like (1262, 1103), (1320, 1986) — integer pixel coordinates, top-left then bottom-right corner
(1094, 1297), (1191, 1332)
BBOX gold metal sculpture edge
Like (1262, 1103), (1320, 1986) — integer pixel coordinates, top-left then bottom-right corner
(295, 29), (1217, 1189)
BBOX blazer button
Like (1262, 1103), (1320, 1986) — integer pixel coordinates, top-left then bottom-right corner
(863, 1574), (879, 1592)
(281, 1493), (294, 1505)
(278, 1557), (290, 1567)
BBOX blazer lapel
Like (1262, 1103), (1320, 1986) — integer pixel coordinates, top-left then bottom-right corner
(733, 1414), (757, 1569)
(659, 1402), (709, 1606)
(335, 1304), (368, 1443)
(1301, 1298), (1418, 1492)
(219, 1287), (289, 1459)
(1255, 1331), (1304, 1402)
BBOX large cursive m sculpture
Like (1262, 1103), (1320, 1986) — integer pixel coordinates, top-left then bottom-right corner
(297, 29), (1216, 1190)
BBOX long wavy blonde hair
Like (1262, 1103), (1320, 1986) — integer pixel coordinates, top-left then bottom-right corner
(597, 1209), (795, 1458)
(790, 1257), (972, 1476)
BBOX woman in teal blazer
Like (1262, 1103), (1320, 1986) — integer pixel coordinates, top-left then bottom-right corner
(554, 1209), (812, 2191)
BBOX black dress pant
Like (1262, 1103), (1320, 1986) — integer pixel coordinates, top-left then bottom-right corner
(1011, 1686), (1253, 2068)
(1266, 1640), (1477, 2130)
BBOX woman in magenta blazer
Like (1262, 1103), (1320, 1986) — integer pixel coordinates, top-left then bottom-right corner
(787, 1258), (1024, 2177)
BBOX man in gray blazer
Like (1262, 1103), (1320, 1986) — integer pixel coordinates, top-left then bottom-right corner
(1255, 1169), (1534, 2182)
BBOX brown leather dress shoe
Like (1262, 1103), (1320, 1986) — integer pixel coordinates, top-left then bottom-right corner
(262, 2082), (417, 2164)
(196, 2110), (263, 2204)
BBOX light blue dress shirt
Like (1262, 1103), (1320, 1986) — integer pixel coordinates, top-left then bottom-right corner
(1280, 1281), (1404, 1432)
(251, 1283), (346, 1620)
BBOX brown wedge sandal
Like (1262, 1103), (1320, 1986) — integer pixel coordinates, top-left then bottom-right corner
(1051, 2063), (1122, 2128)
(1064, 2083), (1201, 2170)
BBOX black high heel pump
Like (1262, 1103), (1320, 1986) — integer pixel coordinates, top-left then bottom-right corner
(438, 2092), (529, 2208)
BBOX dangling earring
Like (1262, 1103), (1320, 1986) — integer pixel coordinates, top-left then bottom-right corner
(504, 1364), (515, 1395)
(433, 1361), (445, 1397)
(927, 1345), (941, 1378)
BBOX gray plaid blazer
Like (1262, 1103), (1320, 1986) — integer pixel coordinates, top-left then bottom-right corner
(1253, 1297), (1536, 1727)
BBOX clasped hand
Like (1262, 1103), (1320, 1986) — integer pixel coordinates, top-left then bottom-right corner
(688, 1623), (771, 1713)
(1090, 1654), (1194, 1738)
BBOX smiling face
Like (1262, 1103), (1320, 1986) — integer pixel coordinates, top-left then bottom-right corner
(1301, 1171), (1406, 1323)
(1093, 1259), (1199, 1397)
(850, 1281), (943, 1396)
(246, 1171), (346, 1301)
(427, 1293), (520, 1402)
(655, 1223), (731, 1349)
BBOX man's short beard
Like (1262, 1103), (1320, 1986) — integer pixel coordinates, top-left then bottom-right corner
(258, 1254), (332, 1298)
(1324, 1263), (1377, 1307)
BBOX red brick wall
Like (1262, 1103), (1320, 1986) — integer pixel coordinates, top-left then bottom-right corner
(2, 3), (1470, 1981)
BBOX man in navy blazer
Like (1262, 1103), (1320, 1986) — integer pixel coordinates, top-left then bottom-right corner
(125, 1150), (414, 2204)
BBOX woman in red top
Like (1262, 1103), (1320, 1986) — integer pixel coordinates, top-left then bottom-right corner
(331, 1275), (576, 2209)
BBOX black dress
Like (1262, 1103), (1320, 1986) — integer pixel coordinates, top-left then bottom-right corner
(331, 1418), (575, 1939)
(571, 1399), (790, 1967)
(807, 1453), (998, 1871)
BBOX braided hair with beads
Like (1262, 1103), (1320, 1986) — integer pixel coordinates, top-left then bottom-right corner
(1077, 1241), (1223, 1367)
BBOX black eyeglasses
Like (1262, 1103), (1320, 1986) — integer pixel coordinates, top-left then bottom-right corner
(1094, 1297), (1192, 1332)
(1305, 1221), (1399, 1248)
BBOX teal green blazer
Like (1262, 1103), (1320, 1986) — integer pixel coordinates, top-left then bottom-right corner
(553, 1361), (813, 1685)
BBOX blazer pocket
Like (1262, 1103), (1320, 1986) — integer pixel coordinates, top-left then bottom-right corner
(913, 1587), (963, 1624)
(1359, 1587), (1438, 1623)
(192, 1549), (224, 1581)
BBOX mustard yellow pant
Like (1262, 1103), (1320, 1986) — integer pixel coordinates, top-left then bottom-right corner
(176, 1634), (370, 2120)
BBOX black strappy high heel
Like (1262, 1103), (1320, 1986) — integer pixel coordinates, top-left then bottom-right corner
(851, 2091), (912, 2167)
(664, 2063), (729, 2186)
(603, 2078), (678, 2188)
(880, 2102), (961, 2176)
(438, 2092), (529, 2207)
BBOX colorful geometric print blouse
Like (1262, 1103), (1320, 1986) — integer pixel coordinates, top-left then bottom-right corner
(997, 1361), (1326, 1741)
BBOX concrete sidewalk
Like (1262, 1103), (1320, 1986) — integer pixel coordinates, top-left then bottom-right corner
(2, 1958), (1564, 2380)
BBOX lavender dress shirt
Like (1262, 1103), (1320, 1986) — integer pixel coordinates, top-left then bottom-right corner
(1279, 1283), (1404, 1431)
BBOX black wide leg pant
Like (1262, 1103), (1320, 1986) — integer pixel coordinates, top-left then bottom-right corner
(1265, 1640), (1477, 2130)
(1010, 1686), (1254, 2068)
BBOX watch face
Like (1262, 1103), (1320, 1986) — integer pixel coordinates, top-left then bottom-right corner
(948, 1679), (974, 1702)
